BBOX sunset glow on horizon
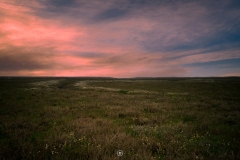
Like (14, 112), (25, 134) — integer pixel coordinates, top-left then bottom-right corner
(1, 0), (240, 77)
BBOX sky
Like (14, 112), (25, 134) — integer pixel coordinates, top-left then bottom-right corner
(0, 0), (240, 77)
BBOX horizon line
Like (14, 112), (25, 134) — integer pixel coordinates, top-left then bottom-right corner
(0, 76), (239, 79)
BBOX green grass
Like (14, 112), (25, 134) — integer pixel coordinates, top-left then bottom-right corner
(0, 77), (239, 159)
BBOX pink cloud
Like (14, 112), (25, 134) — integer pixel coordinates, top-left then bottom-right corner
(0, 0), (239, 77)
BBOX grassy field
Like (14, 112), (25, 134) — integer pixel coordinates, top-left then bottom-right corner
(0, 77), (239, 160)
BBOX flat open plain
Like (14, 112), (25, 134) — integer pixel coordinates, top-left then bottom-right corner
(0, 77), (239, 159)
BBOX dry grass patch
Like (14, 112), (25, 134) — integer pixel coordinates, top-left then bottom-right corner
(166, 92), (189, 95)
(74, 81), (87, 88)
(128, 90), (159, 94)
(31, 80), (60, 87)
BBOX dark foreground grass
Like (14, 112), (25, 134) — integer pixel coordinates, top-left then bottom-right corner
(0, 77), (239, 160)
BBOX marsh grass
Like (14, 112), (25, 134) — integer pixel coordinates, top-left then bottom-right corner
(0, 77), (239, 159)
